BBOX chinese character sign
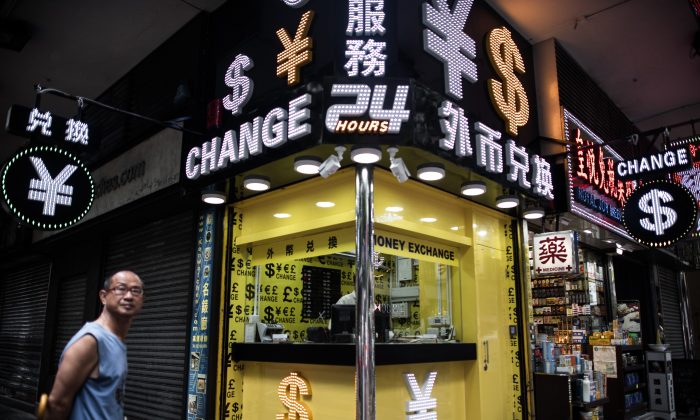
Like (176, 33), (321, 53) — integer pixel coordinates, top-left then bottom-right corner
(532, 231), (579, 277)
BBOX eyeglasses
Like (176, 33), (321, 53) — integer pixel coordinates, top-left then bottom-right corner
(108, 285), (144, 297)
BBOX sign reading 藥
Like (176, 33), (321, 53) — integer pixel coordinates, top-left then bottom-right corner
(1, 145), (94, 230)
(622, 180), (697, 248)
(532, 230), (579, 277)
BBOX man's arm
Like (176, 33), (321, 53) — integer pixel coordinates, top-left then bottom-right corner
(46, 334), (99, 420)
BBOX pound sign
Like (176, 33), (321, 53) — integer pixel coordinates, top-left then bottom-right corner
(639, 188), (677, 235)
(223, 54), (254, 116)
(276, 372), (312, 420)
(486, 27), (529, 136)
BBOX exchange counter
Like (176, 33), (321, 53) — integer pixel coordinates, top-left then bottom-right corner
(229, 342), (476, 419)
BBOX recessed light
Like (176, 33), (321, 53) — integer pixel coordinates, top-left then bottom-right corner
(477, 229), (487, 237)
(583, 229), (592, 234)
(523, 208), (545, 220)
(201, 191), (226, 205)
(450, 226), (459, 231)
(316, 201), (335, 208)
(417, 163), (445, 181)
(385, 206), (403, 212)
(294, 156), (322, 174)
(496, 195), (519, 209)
(420, 217), (437, 223)
(461, 181), (487, 196)
(350, 146), (382, 164)
(273, 213), (291, 218)
(244, 175), (271, 191)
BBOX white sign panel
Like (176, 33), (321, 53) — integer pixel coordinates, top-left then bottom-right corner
(532, 230), (579, 277)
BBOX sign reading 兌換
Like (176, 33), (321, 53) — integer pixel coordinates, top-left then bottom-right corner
(532, 230), (579, 277)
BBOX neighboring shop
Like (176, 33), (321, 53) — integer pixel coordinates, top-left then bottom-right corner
(180, 0), (558, 419)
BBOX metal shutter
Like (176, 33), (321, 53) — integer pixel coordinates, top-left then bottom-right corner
(104, 211), (194, 420)
(658, 266), (685, 359)
(0, 263), (51, 405)
(51, 275), (88, 373)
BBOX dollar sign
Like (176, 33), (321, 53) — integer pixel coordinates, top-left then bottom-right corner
(266, 263), (276, 278)
(223, 54), (254, 116)
(486, 27), (529, 136)
(264, 306), (275, 323)
(236, 305), (242, 315)
(639, 188), (677, 235)
(276, 372), (312, 420)
(245, 284), (255, 300)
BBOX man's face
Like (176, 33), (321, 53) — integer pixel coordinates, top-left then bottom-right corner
(100, 272), (144, 319)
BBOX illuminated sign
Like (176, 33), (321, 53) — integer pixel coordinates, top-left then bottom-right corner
(532, 230), (579, 277)
(5, 104), (92, 148)
(185, 93), (313, 180)
(1, 145), (94, 230)
(324, 83), (410, 135)
(669, 136), (700, 237)
(564, 109), (633, 238)
(345, 0), (387, 77)
(623, 180), (697, 248)
(223, 54), (254, 116)
(277, 372), (312, 420)
(404, 371), (438, 419)
(616, 145), (691, 180)
(276, 10), (315, 86)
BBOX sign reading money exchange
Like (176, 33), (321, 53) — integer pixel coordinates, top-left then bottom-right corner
(623, 180), (697, 248)
(183, 0), (554, 201)
(1, 145), (94, 230)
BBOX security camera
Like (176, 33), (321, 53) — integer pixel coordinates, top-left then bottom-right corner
(390, 157), (410, 183)
(319, 155), (341, 178)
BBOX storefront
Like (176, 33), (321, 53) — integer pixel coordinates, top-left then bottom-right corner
(179, 0), (558, 419)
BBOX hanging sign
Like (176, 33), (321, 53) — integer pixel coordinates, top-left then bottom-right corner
(532, 230), (579, 277)
(669, 136), (700, 238)
(1, 145), (94, 230)
(616, 145), (691, 181)
(622, 180), (697, 248)
(5, 104), (95, 151)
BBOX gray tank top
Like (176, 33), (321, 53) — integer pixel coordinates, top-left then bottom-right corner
(61, 321), (127, 420)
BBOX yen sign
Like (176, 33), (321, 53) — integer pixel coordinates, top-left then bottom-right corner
(623, 180), (696, 248)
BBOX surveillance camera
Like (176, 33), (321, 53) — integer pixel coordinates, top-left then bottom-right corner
(319, 155), (341, 178)
(390, 157), (410, 183)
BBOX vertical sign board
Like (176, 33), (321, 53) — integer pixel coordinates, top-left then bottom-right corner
(532, 230), (579, 278)
(669, 136), (700, 237)
(563, 109), (634, 239)
(187, 208), (217, 420)
(504, 223), (523, 417)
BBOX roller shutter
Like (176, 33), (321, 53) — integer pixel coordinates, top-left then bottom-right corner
(657, 266), (685, 359)
(104, 211), (194, 420)
(0, 263), (51, 405)
(51, 274), (88, 373)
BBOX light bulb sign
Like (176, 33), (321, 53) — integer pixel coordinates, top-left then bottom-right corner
(1, 145), (94, 230)
(622, 180), (697, 248)
(5, 104), (95, 152)
(183, 0), (552, 205)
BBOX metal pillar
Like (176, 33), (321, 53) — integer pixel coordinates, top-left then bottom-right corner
(355, 164), (376, 420)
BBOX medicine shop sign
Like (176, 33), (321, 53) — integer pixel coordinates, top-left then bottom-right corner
(532, 230), (579, 277)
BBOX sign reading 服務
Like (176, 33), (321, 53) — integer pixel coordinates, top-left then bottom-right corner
(532, 230), (579, 278)
(622, 180), (697, 248)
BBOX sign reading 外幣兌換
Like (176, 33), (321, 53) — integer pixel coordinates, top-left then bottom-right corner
(1, 145), (94, 230)
(532, 230), (579, 278)
(622, 180), (697, 248)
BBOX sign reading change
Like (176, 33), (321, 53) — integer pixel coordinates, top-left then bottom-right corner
(622, 180), (697, 248)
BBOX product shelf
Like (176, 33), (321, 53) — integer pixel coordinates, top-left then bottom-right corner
(623, 382), (646, 393)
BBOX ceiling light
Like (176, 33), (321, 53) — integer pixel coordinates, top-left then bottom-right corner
(387, 146), (410, 183)
(243, 175), (270, 191)
(604, 239), (616, 243)
(294, 156), (322, 174)
(583, 229), (592, 234)
(523, 208), (545, 220)
(350, 146), (382, 164)
(273, 213), (291, 218)
(385, 206), (403, 212)
(316, 201), (335, 208)
(496, 195), (519, 209)
(201, 191), (226, 205)
(460, 181), (487, 196)
(420, 217), (437, 223)
(450, 226), (459, 231)
(477, 229), (487, 237)
(319, 146), (346, 178)
(417, 163), (445, 181)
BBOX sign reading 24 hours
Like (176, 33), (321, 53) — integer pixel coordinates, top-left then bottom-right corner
(623, 180), (697, 248)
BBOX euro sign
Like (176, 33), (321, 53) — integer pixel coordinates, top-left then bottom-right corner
(223, 54), (254, 116)
(487, 27), (529, 136)
(639, 188), (677, 235)
(276, 372), (312, 420)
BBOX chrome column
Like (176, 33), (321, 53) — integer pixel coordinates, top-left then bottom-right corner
(355, 164), (375, 420)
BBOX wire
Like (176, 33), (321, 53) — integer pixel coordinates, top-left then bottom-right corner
(177, 0), (205, 12)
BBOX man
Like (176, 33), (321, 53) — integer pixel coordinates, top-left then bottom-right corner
(46, 270), (144, 420)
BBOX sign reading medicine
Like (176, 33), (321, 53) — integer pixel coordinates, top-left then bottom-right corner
(532, 231), (579, 277)
(1, 145), (94, 230)
(622, 180), (697, 248)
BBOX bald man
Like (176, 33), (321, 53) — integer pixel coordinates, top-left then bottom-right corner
(46, 271), (144, 420)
